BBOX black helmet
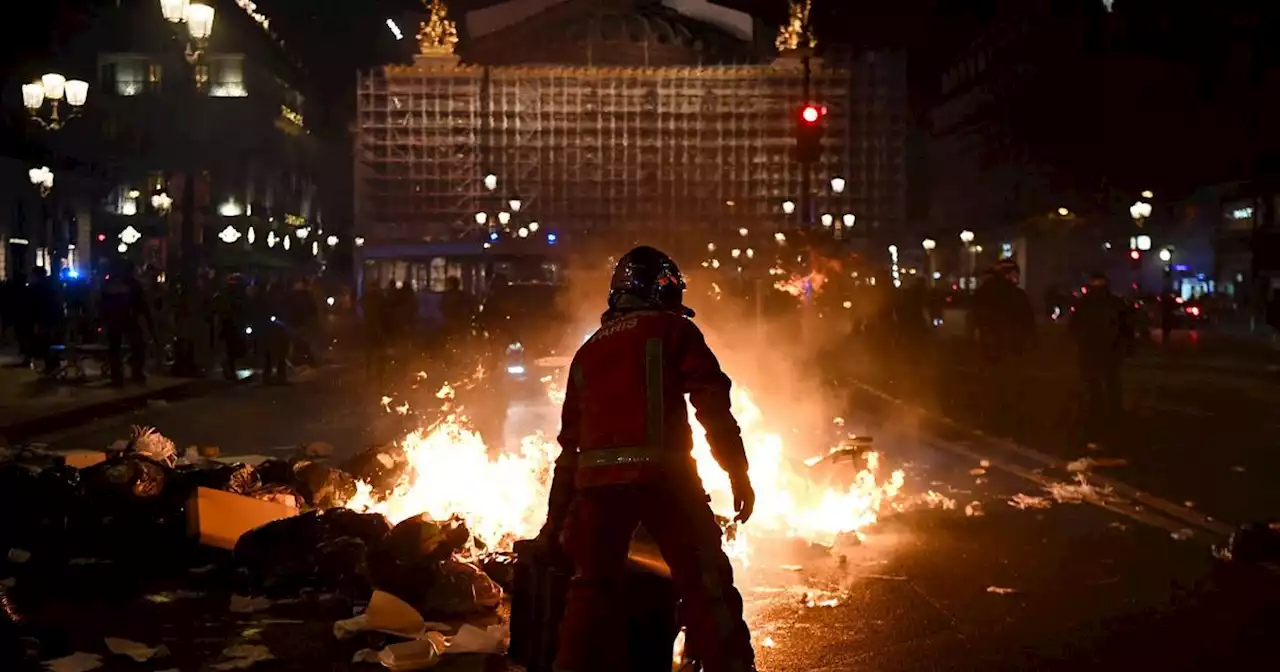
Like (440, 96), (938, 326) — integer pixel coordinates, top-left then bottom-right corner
(608, 246), (694, 317)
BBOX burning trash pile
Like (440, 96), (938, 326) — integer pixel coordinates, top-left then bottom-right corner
(0, 369), (914, 669)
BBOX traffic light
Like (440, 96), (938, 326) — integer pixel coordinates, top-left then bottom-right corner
(795, 103), (827, 164)
(1129, 249), (1141, 269)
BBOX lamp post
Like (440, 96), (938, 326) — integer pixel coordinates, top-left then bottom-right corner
(159, 0), (216, 63)
(959, 230), (975, 289)
(28, 167), (56, 271)
(21, 73), (89, 131)
(922, 238), (936, 287)
(158, 0), (216, 377)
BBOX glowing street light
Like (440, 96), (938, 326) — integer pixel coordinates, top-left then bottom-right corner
(960, 230), (975, 245)
(782, 200), (796, 215)
(842, 213), (855, 228)
(508, 198), (522, 212)
(1130, 200), (1152, 222)
(21, 73), (89, 131)
(738, 227), (749, 237)
(151, 191), (173, 213)
(922, 238), (936, 251)
(528, 221), (540, 232)
(1158, 248), (1172, 263)
(326, 235), (339, 247)
(1141, 190), (1154, 199)
(119, 226), (143, 245)
(28, 166), (53, 196)
(218, 225), (241, 244)
(820, 214), (834, 227)
(1057, 207), (1070, 216)
(830, 177), (846, 194)
(483, 174), (498, 191)
(159, 1), (217, 64)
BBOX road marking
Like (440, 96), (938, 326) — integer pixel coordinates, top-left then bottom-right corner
(850, 380), (1236, 541)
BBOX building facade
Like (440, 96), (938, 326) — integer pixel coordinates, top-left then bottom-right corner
(1, 0), (325, 281)
(354, 0), (907, 293)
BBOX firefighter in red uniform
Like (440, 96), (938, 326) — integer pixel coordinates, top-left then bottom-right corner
(542, 246), (757, 672)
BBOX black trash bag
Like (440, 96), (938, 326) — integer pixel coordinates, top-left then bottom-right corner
(340, 444), (407, 497)
(246, 484), (305, 509)
(225, 464), (261, 494)
(81, 454), (169, 503)
(79, 455), (187, 561)
(1226, 522), (1280, 563)
(293, 461), (357, 509)
(0, 462), (82, 558)
(383, 515), (470, 565)
(314, 536), (375, 595)
(417, 559), (503, 618)
(254, 459), (298, 488)
(234, 508), (391, 595)
(167, 462), (240, 499)
(480, 552), (517, 592)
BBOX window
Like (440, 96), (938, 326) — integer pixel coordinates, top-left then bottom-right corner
(209, 56), (247, 97)
(104, 56), (145, 96)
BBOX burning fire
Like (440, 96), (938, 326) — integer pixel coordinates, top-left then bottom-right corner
(344, 374), (904, 563)
(773, 271), (827, 298)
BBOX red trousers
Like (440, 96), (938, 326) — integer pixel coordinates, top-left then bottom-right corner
(555, 483), (755, 672)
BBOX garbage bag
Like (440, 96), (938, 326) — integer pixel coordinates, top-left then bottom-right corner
(293, 461), (357, 509)
(418, 559), (503, 617)
(246, 484), (304, 509)
(167, 462), (239, 499)
(341, 445), (407, 497)
(384, 515), (470, 564)
(0, 463), (81, 556)
(254, 459), (299, 488)
(81, 455), (169, 503)
(1226, 522), (1280, 563)
(479, 552), (517, 592)
(234, 509), (390, 594)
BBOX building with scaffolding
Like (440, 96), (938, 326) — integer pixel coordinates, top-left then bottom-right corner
(355, 0), (905, 293)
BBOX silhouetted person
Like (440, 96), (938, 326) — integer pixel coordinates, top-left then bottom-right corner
(27, 268), (63, 375)
(970, 261), (1036, 436)
(99, 258), (152, 386)
(285, 278), (318, 366)
(1070, 274), (1134, 448)
(216, 275), (250, 381)
(257, 278), (290, 384)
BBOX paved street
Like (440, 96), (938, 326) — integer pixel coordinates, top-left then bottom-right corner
(8, 343), (1278, 670)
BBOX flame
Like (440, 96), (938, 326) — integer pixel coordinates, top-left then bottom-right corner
(773, 271), (827, 298)
(344, 376), (904, 562)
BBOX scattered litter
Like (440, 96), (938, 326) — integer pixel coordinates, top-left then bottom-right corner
(448, 623), (508, 654)
(211, 644), (275, 670)
(922, 491), (957, 510)
(1183, 501), (1195, 508)
(1212, 545), (1233, 562)
(131, 426), (177, 466)
(1171, 529), (1194, 541)
(1231, 466), (1246, 473)
(1008, 494), (1052, 510)
(379, 634), (447, 671)
(1066, 457), (1129, 472)
(986, 586), (1018, 595)
(104, 637), (169, 662)
(979, 459), (990, 468)
(1044, 474), (1113, 504)
(8, 548), (31, 564)
(352, 649), (380, 664)
(964, 501), (984, 517)
(42, 652), (103, 672)
(229, 594), (274, 614)
(968, 468), (986, 476)
(1108, 522), (1128, 532)
(144, 589), (204, 603)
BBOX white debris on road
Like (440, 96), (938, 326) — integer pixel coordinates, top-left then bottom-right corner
(1043, 474), (1113, 504)
(1171, 529), (1195, 541)
(104, 637), (169, 662)
(42, 652), (104, 672)
(229, 595), (275, 614)
(964, 501), (985, 517)
(211, 644), (275, 670)
(1008, 494), (1052, 510)
(986, 586), (1018, 595)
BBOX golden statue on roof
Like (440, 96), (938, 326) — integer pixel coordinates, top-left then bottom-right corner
(418, 0), (458, 55)
(776, 0), (817, 52)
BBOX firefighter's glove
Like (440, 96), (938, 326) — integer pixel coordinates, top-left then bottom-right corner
(730, 473), (755, 524)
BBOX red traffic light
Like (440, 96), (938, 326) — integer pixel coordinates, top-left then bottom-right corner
(801, 105), (820, 123)
(1129, 250), (1141, 260)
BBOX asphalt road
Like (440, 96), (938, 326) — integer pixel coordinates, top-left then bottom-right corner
(12, 342), (1280, 670)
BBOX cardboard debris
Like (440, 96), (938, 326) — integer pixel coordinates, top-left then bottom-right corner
(187, 487), (299, 550)
(448, 624), (508, 655)
(42, 652), (104, 672)
(379, 635), (447, 671)
(210, 644), (274, 670)
(53, 449), (108, 470)
(104, 637), (169, 662)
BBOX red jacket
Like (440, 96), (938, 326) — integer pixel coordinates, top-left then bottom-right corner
(555, 309), (748, 489)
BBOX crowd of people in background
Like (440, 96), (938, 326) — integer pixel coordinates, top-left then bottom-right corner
(0, 259), (331, 387)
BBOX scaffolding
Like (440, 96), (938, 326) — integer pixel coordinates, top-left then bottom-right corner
(354, 55), (854, 249)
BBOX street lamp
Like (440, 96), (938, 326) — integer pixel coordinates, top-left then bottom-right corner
(474, 212), (488, 226)
(484, 174), (498, 191)
(959, 230), (974, 245)
(327, 235), (339, 247)
(782, 200), (796, 215)
(921, 238), (937, 251)
(508, 198), (522, 212)
(830, 177), (846, 194)
(820, 214), (833, 228)
(28, 166), (53, 197)
(1130, 200), (1152, 226)
(21, 74), (89, 131)
(959, 230), (976, 289)
(528, 221), (540, 232)
(218, 225), (241, 244)
(1057, 207), (1070, 217)
(151, 190), (173, 213)
(1158, 248), (1172, 263)
(160, 0), (217, 64)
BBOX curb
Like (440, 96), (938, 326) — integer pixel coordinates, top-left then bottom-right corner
(0, 378), (226, 444)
